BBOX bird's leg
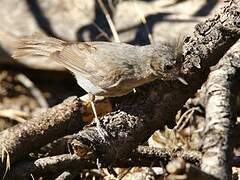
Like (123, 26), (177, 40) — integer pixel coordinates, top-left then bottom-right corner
(89, 94), (98, 120)
(177, 76), (188, 85)
(88, 94), (106, 141)
(89, 94), (100, 126)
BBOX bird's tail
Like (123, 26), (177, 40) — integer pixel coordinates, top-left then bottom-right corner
(12, 33), (65, 59)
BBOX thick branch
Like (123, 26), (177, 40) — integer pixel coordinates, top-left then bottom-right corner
(200, 42), (240, 179)
(0, 96), (85, 174)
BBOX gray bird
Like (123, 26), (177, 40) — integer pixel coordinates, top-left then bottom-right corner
(12, 33), (183, 98)
(12, 33), (183, 135)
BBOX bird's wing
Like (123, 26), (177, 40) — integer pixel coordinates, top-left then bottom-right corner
(51, 42), (139, 89)
(12, 34), (145, 95)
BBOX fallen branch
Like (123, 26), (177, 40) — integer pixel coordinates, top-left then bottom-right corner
(132, 146), (201, 167)
(0, 96), (85, 176)
(6, 154), (96, 180)
(8, 145), (240, 179)
(200, 41), (240, 179)
(6, 146), (201, 179)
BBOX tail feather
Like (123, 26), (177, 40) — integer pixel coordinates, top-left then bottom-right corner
(12, 33), (65, 59)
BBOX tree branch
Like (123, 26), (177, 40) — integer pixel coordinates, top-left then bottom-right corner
(6, 146), (201, 179)
(0, 96), (85, 175)
(200, 41), (240, 179)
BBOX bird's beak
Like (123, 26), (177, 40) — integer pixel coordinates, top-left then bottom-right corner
(177, 76), (188, 85)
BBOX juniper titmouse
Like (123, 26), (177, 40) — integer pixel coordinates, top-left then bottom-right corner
(12, 33), (184, 139)
(12, 33), (183, 98)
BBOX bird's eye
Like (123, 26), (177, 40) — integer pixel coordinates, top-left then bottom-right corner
(165, 64), (173, 71)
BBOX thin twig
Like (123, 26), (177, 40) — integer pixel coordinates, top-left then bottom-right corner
(73, 1), (112, 41)
(97, 0), (120, 42)
(174, 107), (199, 131)
(0, 109), (28, 123)
(134, 1), (154, 45)
(16, 74), (48, 108)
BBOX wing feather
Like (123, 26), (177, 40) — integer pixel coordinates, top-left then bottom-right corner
(13, 34), (144, 96)
(51, 42), (139, 90)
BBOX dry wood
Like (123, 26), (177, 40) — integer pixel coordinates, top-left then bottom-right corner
(200, 42), (240, 179)
(0, 96), (85, 176)
(6, 146), (201, 179)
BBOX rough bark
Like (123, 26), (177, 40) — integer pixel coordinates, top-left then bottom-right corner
(200, 42), (240, 179)
(0, 96), (85, 176)
(6, 154), (96, 180)
(6, 146), (201, 179)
